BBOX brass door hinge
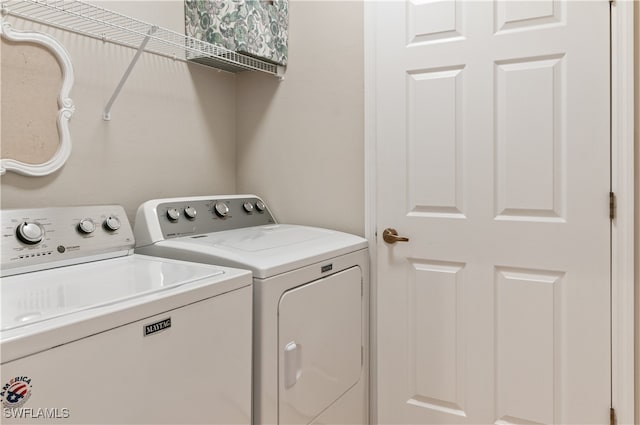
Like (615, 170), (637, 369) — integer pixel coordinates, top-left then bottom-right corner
(610, 407), (616, 425)
(609, 192), (616, 220)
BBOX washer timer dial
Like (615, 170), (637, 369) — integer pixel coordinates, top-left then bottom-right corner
(17, 222), (44, 244)
(78, 218), (96, 234)
(104, 216), (121, 231)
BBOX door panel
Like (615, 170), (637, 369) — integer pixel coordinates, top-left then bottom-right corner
(495, 0), (564, 33)
(494, 267), (563, 424)
(407, 67), (465, 217)
(374, 1), (610, 424)
(406, 260), (466, 417)
(495, 55), (565, 220)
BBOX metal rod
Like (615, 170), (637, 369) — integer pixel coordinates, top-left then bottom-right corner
(103, 25), (157, 121)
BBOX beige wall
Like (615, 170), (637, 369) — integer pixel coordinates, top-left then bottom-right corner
(236, 1), (365, 236)
(0, 2), (237, 224)
(635, 1), (639, 421)
(1, 0), (365, 237)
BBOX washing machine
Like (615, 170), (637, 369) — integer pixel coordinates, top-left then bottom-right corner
(134, 195), (369, 425)
(0, 205), (253, 424)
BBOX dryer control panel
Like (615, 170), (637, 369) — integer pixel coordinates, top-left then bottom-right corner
(1, 205), (134, 276)
(136, 196), (276, 244)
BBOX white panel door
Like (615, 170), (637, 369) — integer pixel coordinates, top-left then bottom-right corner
(373, 1), (611, 424)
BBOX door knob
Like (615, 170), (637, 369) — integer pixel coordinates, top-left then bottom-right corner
(382, 228), (409, 244)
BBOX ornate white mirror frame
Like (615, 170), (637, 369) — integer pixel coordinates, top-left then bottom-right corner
(0, 20), (75, 176)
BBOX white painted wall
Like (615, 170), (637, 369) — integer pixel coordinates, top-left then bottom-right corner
(0, 1), (237, 224)
(236, 1), (365, 236)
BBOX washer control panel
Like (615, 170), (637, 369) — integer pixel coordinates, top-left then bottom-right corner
(1, 205), (134, 276)
(153, 196), (276, 240)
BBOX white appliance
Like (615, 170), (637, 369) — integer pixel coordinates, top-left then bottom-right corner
(134, 195), (369, 425)
(0, 205), (253, 424)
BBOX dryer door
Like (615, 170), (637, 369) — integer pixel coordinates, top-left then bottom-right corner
(278, 266), (362, 424)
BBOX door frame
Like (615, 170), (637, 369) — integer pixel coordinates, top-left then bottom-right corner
(363, 1), (635, 423)
(610, 1), (635, 424)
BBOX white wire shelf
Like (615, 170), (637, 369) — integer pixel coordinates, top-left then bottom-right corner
(0, 0), (282, 75)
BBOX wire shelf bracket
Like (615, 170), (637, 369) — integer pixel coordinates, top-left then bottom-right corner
(103, 25), (157, 121)
(1, 0), (285, 120)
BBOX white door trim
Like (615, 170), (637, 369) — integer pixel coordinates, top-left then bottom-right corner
(363, 2), (378, 423)
(610, 1), (635, 424)
(363, 1), (636, 423)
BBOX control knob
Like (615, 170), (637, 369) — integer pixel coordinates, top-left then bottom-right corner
(166, 208), (180, 222)
(255, 200), (266, 212)
(214, 202), (229, 218)
(243, 202), (254, 213)
(17, 222), (44, 245)
(104, 216), (121, 231)
(184, 206), (197, 220)
(78, 218), (96, 234)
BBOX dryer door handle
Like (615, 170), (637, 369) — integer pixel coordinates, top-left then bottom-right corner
(284, 341), (302, 389)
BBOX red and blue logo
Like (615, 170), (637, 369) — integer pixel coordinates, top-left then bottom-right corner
(1, 377), (32, 408)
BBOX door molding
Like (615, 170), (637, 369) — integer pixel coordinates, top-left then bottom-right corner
(363, 1), (378, 423)
(610, 1), (635, 424)
(364, 1), (635, 423)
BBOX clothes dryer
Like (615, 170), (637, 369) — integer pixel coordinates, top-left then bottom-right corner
(134, 195), (369, 425)
(1, 205), (252, 424)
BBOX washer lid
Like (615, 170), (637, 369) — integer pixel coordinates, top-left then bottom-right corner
(1, 254), (246, 333)
(157, 224), (368, 279)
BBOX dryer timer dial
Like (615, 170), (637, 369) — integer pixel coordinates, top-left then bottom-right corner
(214, 202), (230, 218)
(184, 206), (197, 220)
(166, 208), (180, 222)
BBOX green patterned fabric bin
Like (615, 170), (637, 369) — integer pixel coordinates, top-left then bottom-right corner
(185, 0), (288, 66)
